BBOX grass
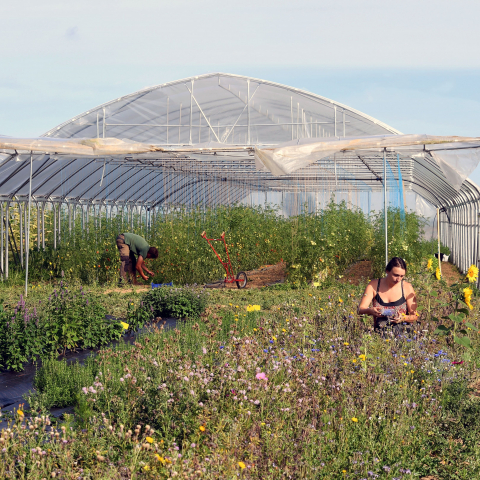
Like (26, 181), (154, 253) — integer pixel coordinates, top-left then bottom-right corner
(1, 268), (479, 479)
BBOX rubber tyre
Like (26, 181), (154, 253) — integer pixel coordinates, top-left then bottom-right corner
(236, 271), (247, 289)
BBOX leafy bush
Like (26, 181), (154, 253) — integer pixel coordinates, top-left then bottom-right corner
(42, 282), (123, 354)
(0, 296), (43, 371)
(128, 286), (209, 327)
(286, 200), (373, 284)
(0, 283), (124, 371)
(370, 207), (429, 277)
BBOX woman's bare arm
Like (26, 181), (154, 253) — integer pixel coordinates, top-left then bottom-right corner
(358, 282), (382, 317)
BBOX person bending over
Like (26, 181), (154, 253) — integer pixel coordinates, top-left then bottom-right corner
(358, 257), (419, 334)
(116, 233), (158, 285)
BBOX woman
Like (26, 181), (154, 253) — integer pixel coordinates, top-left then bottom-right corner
(358, 257), (419, 334)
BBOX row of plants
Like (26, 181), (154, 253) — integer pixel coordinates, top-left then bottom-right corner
(6, 201), (450, 287)
(0, 280), (211, 372)
(2, 262), (477, 478)
(0, 282), (123, 371)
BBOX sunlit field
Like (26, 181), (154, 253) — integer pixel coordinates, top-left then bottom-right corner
(0, 204), (479, 479)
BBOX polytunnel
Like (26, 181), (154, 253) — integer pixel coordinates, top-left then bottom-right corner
(0, 72), (479, 285)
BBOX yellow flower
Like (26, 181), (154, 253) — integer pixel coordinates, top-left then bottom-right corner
(17, 409), (24, 417)
(358, 354), (366, 361)
(464, 287), (474, 310)
(146, 436), (154, 443)
(344, 342), (349, 346)
(155, 454), (166, 464)
(352, 359), (357, 363)
(282, 328), (286, 332)
(426, 258), (433, 271)
(339, 298), (343, 303)
(199, 425), (206, 432)
(351, 417), (358, 422)
(272, 336), (277, 341)
(238, 462), (246, 469)
(435, 267), (441, 280)
(466, 264), (479, 283)
(120, 321), (129, 330)
(143, 465), (150, 471)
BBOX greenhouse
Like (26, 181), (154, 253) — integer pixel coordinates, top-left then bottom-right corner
(3, 73), (480, 479)
(0, 72), (479, 283)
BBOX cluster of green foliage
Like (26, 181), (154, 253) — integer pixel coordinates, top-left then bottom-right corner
(0, 282), (123, 371)
(13, 202), (441, 288)
(285, 200), (373, 284)
(369, 207), (451, 278)
(126, 285), (209, 330)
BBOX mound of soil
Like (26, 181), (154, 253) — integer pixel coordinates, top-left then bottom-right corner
(221, 262), (286, 289)
(340, 260), (373, 286)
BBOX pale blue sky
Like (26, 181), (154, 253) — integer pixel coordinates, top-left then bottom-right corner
(2, 0), (480, 184)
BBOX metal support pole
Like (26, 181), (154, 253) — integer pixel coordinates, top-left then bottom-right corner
(5, 202), (9, 279)
(384, 148), (388, 266)
(102, 108), (106, 138)
(189, 80), (193, 145)
(53, 203), (57, 250)
(1, 203), (4, 280)
(25, 152), (33, 297)
(69, 203), (72, 234)
(19, 202), (24, 267)
(37, 203), (40, 251)
(58, 202), (61, 245)
(437, 208), (441, 277)
(42, 202), (45, 250)
(334, 106), (337, 137)
(247, 79), (251, 145)
(24, 200), (27, 261)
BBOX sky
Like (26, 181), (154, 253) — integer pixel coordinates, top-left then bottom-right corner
(2, 0), (480, 184)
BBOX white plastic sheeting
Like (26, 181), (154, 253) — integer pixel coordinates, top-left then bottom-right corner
(254, 134), (480, 190)
(0, 137), (158, 156)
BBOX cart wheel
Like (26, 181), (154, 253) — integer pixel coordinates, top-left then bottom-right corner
(236, 271), (247, 289)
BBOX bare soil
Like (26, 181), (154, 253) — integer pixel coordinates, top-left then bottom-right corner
(340, 260), (373, 286)
(220, 262), (286, 289)
(439, 261), (463, 286)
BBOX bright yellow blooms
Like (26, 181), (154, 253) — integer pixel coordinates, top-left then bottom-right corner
(466, 264), (479, 283)
(426, 258), (433, 271)
(246, 305), (261, 312)
(435, 267), (441, 280)
(464, 287), (474, 310)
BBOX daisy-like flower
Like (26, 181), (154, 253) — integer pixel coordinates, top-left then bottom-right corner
(464, 287), (474, 310)
(435, 267), (441, 280)
(466, 264), (479, 283)
(426, 258), (433, 271)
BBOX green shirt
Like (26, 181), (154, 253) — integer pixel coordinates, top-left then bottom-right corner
(123, 233), (149, 259)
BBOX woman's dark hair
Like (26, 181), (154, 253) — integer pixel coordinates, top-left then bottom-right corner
(148, 247), (159, 259)
(386, 257), (407, 273)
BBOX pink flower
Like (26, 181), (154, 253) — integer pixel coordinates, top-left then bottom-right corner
(256, 372), (268, 381)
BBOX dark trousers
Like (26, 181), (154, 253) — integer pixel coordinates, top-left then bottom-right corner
(116, 234), (136, 282)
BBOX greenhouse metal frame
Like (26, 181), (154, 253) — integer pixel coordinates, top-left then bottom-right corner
(0, 72), (478, 287)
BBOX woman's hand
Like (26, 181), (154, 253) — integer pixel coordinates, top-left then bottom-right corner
(369, 307), (383, 318)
